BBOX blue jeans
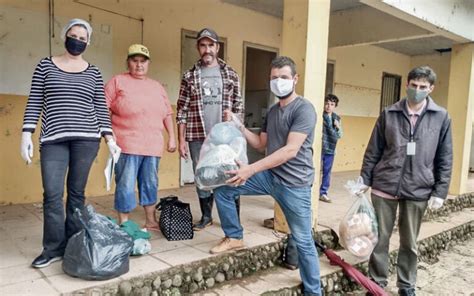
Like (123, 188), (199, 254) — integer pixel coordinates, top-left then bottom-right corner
(214, 170), (322, 295)
(319, 153), (335, 196)
(40, 140), (100, 257)
(114, 153), (160, 213)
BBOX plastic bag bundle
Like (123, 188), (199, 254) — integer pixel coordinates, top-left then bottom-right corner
(62, 204), (133, 280)
(195, 115), (248, 190)
(339, 177), (378, 258)
(119, 220), (151, 256)
(132, 238), (152, 255)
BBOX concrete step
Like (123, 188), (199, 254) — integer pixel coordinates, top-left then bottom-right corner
(197, 208), (473, 296)
(69, 195), (473, 296)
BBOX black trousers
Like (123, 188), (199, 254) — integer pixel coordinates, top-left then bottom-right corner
(40, 140), (99, 257)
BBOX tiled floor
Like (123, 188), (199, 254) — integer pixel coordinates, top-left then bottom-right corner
(0, 170), (472, 295)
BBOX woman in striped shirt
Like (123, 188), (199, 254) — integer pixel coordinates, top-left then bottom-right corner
(20, 19), (121, 268)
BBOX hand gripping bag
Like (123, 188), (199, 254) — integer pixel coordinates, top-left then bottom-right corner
(195, 115), (248, 190)
(339, 177), (379, 259)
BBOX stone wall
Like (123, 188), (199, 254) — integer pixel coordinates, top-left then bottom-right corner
(69, 229), (338, 296)
(423, 193), (473, 221)
(70, 194), (473, 296)
(265, 221), (473, 296)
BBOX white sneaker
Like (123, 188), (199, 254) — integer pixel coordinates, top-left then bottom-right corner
(319, 194), (332, 203)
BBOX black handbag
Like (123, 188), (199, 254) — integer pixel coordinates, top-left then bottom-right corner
(156, 195), (194, 241)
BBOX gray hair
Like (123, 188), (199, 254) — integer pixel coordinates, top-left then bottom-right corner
(61, 18), (93, 44)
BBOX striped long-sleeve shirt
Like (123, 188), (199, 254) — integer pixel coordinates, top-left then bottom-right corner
(22, 57), (113, 145)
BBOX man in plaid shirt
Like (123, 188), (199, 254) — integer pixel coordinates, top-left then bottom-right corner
(177, 28), (244, 231)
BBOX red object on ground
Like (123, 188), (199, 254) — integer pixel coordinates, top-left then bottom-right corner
(315, 241), (388, 296)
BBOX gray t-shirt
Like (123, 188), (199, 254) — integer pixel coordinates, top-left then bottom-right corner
(201, 66), (223, 135)
(262, 97), (317, 187)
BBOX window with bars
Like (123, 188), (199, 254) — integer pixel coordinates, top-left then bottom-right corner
(380, 72), (401, 112)
(325, 62), (335, 95)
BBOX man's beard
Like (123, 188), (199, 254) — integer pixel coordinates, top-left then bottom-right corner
(201, 53), (215, 65)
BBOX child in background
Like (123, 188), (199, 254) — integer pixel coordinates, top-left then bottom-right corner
(320, 94), (343, 203)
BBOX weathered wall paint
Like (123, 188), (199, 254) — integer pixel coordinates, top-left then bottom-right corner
(327, 45), (412, 118)
(447, 43), (474, 195)
(0, 0), (282, 204)
(2, 0), (470, 205)
(0, 94), (180, 205)
(382, 0), (474, 41)
(331, 115), (377, 173)
(410, 53), (452, 108)
(329, 5), (432, 48)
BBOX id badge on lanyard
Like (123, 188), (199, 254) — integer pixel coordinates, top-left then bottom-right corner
(407, 141), (416, 155)
(407, 122), (416, 156)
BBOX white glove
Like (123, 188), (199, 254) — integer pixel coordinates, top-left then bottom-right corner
(346, 176), (369, 196)
(353, 184), (370, 197)
(428, 196), (444, 210)
(20, 132), (34, 164)
(107, 139), (121, 164)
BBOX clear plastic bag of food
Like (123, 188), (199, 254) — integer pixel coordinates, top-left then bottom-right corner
(195, 115), (247, 190)
(339, 177), (379, 259)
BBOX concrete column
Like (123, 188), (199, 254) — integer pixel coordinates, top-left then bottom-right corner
(274, 0), (330, 232)
(447, 43), (474, 195)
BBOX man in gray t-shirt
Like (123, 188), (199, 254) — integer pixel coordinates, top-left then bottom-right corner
(262, 96), (316, 187)
(212, 56), (322, 296)
(201, 65), (223, 135)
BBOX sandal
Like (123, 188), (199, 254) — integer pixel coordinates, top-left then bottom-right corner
(143, 224), (160, 232)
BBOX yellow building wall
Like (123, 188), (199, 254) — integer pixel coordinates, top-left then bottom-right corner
(0, 94), (180, 205)
(326, 45), (411, 172)
(331, 115), (377, 172)
(410, 53), (451, 108)
(0, 0), (282, 204)
(327, 45), (412, 118)
(326, 47), (453, 173)
(3, 1), (456, 204)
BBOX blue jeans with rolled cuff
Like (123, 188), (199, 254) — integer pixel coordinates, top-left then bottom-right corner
(114, 153), (160, 213)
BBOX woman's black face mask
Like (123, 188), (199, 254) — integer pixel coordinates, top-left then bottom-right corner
(65, 36), (87, 56)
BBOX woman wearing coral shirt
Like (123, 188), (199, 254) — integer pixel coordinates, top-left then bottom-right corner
(105, 44), (176, 230)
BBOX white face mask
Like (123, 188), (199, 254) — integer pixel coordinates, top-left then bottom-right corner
(270, 78), (294, 99)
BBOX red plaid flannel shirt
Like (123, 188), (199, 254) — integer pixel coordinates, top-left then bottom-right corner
(177, 58), (244, 142)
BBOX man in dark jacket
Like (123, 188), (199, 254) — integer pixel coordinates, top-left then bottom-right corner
(360, 66), (452, 296)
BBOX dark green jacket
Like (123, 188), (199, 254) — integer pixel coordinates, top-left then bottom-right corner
(322, 112), (341, 155)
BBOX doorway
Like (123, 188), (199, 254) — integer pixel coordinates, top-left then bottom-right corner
(179, 29), (227, 185)
(242, 43), (278, 164)
(380, 72), (402, 112)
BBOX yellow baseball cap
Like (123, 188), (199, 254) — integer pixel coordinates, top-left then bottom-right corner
(127, 44), (150, 59)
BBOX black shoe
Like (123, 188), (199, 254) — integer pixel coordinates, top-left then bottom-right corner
(193, 216), (213, 231)
(31, 253), (62, 268)
(399, 288), (416, 296)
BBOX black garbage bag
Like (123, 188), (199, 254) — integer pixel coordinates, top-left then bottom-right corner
(62, 204), (133, 280)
